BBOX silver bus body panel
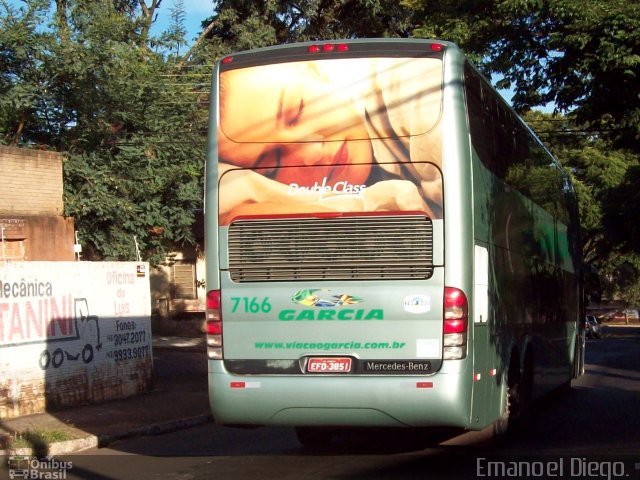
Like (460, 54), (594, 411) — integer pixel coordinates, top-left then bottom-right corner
(208, 359), (473, 428)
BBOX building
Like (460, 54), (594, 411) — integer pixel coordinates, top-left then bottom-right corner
(1, 146), (75, 261)
(150, 212), (206, 321)
(1, 145), (204, 327)
(0, 147), (153, 418)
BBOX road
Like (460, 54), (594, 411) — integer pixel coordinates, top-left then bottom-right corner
(61, 326), (640, 480)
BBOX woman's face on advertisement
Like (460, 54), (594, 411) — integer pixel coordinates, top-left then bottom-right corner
(218, 61), (373, 186)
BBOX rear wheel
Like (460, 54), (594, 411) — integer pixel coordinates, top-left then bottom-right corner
(493, 373), (519, 439)
(518, 351), (534, 426)
(573, 330), (586, 377)
(493, 353), (533, 440)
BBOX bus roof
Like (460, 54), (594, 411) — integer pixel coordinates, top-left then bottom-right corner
(218, 38), (457, 71)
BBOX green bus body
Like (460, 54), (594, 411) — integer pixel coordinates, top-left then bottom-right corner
(204, 39), (583, 432)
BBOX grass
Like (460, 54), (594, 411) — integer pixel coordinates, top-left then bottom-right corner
(5, 429), (75, 456)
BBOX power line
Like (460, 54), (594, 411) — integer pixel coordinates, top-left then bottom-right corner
(160, 74), (213, 77)
(114, 141), (207, 145)
(112, 131), (208, 135)
(536, 129), (625, 135)
(526, 118), (577, 123)
(156, 90), (211, 94)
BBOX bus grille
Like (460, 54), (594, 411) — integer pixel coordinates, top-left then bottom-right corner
(227, 215), (433, 282)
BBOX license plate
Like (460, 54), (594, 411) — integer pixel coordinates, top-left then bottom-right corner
(306, 357), (352, 373)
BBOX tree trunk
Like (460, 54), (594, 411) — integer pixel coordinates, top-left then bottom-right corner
(177, 20), (217, 69)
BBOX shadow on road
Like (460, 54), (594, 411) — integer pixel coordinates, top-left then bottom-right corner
(57, 326), (640, 480)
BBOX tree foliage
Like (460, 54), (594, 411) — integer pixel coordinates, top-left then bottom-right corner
(1, 0), (205, 264)
(191, 0), (414, 59)
(405, 0), (640, 151)
(403, 0), (640, 303)
(525, 111), (640, 305)
(2, 0), (640, 302)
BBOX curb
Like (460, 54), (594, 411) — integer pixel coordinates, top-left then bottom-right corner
(97, 414), (213, 447)
(0, 436), (99, 457)
(0, 414), (213, 457)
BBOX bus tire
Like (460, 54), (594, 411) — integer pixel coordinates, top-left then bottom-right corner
(518, 350), (535, 428)
(493, 354), (521, 440)
(295, 427), (333, 448)
(573, 330), (586, 378)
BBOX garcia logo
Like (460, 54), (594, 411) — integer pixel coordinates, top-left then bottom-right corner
(291, 289), (362, 308)
(279, 309), (383, 321)
(288, 177), (366, 201)
(283, 289), (382, 321)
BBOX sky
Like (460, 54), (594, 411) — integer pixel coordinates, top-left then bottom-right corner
(3, 0), (212, 48)
(3, 0), (552, 112)
(151, 0), (215, 47)
(148, 1), (555, 112)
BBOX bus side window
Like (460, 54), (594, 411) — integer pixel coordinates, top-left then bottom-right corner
(465, 64), (492, 167)
(464, 62), (500, 176)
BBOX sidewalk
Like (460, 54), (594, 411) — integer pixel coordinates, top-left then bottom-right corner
(0, 336), (211, 456)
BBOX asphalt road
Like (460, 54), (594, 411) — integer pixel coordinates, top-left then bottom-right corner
(61, 326), (640, 480)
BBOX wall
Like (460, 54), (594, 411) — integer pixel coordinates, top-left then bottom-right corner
(0, 262), (152, 418)
(0, 146), (64, 216)
(1, 146), (75, 261)
(0, 216), (75, 261)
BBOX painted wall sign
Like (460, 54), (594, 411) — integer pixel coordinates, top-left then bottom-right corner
(0, 262), (152, 418)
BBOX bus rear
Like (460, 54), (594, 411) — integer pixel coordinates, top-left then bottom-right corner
(205, 39), (476, 432)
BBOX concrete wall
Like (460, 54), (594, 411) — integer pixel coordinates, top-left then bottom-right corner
(1, 216), (75, 261)
(0, 262), (152, 418)
(1, 146), (75, 261)
(0, 146), (64, 216)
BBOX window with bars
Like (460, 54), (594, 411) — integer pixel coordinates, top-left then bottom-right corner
(171, 261), (197, 299)
(1, 239), (26, 261)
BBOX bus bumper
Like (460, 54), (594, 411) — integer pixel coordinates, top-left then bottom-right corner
(208, 360), (473, 429)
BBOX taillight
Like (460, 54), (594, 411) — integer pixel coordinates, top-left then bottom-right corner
(443, 287), (468, 360)
(206, 290), (223, 359)
(307, 43), (349, 53)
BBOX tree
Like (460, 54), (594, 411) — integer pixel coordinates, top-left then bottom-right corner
(525, 111), (640, 305)
(179, 0), (415, 66)
(405, 0), (640, 151)
(4, 0), (640, 301)
(1, 0), (205, 264)
(405, 0), (640, 304)
(0, 0), (57, 145)
(158, 0), (188, 58)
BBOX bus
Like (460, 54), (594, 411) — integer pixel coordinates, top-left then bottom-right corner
(204, 38), (583, 445)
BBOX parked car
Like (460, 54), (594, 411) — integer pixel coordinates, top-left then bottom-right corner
(610, 311), (624, 321)
(609, 309), (639, 322)
(585, 315), (602, 339)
